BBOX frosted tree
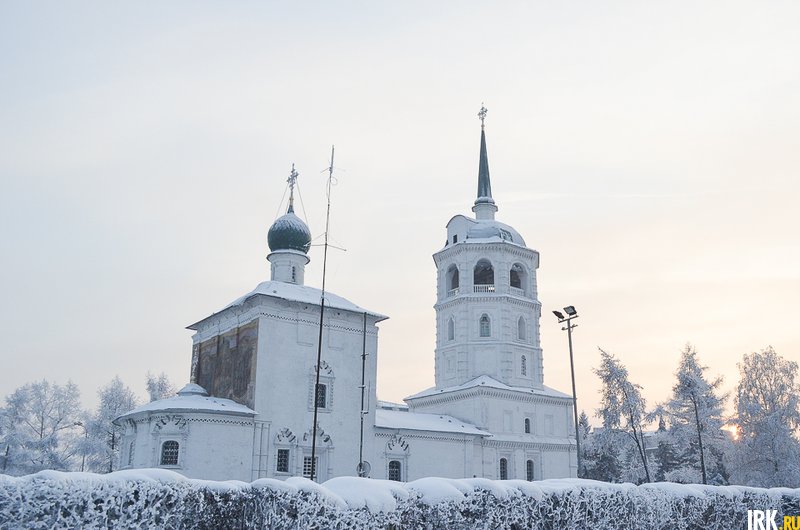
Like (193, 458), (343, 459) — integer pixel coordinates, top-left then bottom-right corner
(87, 376), (139, 473)
(594, 348), (652, 482)
(581, 426), (623, 482)
(727, 347), (800, 487)
(146, 372), (177, 402)
(0, 380), (84, 475)
(666, 344), (728, 484)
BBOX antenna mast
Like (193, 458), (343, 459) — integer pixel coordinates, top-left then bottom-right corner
(310, 145), (335, 482)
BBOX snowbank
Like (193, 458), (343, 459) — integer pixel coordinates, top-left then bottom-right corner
(1, 470), (798, 529)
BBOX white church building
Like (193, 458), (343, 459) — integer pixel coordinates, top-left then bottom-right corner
(115, 111), (577, 482)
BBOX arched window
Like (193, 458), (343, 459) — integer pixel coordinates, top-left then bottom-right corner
(447, 318), (455, 341)
(510, 263), (527, 290)
(389, 460), (402, 481)
(526, 460), (534, 481)
(518, 317), (526, 341)
(521, 355), (527, 376)
(160, 440), (179, 466)
(499, 458), (508, 480)
(446, 265), (459, 295)
(473, 259), (494, 287)
(479, 314), (491, 337)
(315, 383), (327, 409)
(524, 418), (531, 434)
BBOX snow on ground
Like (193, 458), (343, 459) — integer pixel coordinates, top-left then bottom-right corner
(2, 470), (798, 529)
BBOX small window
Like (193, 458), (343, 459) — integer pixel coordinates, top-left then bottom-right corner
(499, 458), (508, 480)
(303, 456), (318, 478)
(447, 318), (455, 341)
(127, 441), (135, 467)
(518, 317), (526, 341)
(521, 355), (527, 376)
(453, 234), (458, 244)
(160, 440), (179, 466)
(291, 266), (297, 283)
(315, 383), (327, 409)
(479, 314), (491, 337)
(524, 418), (531, 434)
(389, 460), (402, 481)
(526, 460), (534, 482)
(277, 449), (290, 473)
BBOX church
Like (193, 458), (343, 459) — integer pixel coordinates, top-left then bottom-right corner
(115, 110), (577, 482)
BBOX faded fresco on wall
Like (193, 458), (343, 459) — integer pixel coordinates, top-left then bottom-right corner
(192, 319), (258, 409)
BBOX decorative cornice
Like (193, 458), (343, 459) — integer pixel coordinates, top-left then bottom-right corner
(434, 242), (539, 262)
(374, 428), (485, 442)
(408, 386), (572, 408)
(435, 295), (541, 311)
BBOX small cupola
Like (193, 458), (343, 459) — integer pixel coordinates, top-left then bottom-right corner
(267, 165), (311, 284)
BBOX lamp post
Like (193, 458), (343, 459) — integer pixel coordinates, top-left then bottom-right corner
(553, 306), (581, 478)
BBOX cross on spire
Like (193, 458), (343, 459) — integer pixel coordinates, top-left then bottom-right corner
(478, 104), (487, 129)
(287, 164), (298, 213)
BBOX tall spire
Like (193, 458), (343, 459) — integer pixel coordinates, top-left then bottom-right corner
(287, 164), (298, 213)
(473, 105), (498, 220)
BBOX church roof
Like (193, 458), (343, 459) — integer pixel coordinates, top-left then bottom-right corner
(114, 384), (257, 423)
(404, 375), (573, 402)
(375, 409), (490, 437)
(188, 280), (388, 329)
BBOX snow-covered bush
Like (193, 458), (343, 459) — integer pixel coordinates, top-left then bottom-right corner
(1, 470), (798, 529)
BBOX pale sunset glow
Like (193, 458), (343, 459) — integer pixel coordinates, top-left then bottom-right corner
(1, 1), (798, 425)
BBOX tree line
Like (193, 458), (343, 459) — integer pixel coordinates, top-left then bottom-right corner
(0, 373), (176, 476)
(581, 345), (800, 488)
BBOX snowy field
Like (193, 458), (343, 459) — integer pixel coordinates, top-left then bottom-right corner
(1, 469), (799, 529)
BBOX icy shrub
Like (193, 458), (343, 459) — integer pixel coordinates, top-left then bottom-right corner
(1, 471), (797, 529)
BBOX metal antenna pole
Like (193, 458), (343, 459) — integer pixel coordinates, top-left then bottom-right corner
(311, 145), (335, 482)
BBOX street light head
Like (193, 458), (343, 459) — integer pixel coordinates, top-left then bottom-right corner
(563, 305), (577, 316)
(552, 310), (565, 320)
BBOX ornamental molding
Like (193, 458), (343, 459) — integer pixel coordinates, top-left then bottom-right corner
(434, 243), (539, 262)
(408, 387), (572, 408)
(375, 429), (484, 443)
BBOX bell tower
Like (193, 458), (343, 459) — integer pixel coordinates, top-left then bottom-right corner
(432, 107), (544, 389)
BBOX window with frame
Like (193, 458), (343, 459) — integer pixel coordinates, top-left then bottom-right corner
(303, 456), (318, 478)
(160, 440), (179, 466)
(526, 460), (534, 482)
(517, 317), (526, 341)
(315, 383), (327, 409)
(524, 417), (531, 434)
(447, 318), (455, 341)
(388, 460), (402, 481)
(479, 314), (491, 337)
(521, 355), (527, 376)
(499, 458), (508, 480)
(276, 449), (290, 473)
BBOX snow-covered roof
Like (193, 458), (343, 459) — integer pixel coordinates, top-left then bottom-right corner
(377, 400), (409, 411)
(188, 280), (388, 329)
(404, 375), (572, 401)
(375, 409), (490, 437)
(114, 384), (256, 422)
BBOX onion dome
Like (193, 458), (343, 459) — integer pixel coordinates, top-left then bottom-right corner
(268, 206), (312, 253)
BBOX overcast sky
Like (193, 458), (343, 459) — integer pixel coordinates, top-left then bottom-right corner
(1, 2), (798, 421)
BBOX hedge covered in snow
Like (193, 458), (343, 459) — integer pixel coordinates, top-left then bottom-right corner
(1, 470), (799, 529)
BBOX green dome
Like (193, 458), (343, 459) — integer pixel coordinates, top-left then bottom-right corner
(268, 210), (311, 253)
